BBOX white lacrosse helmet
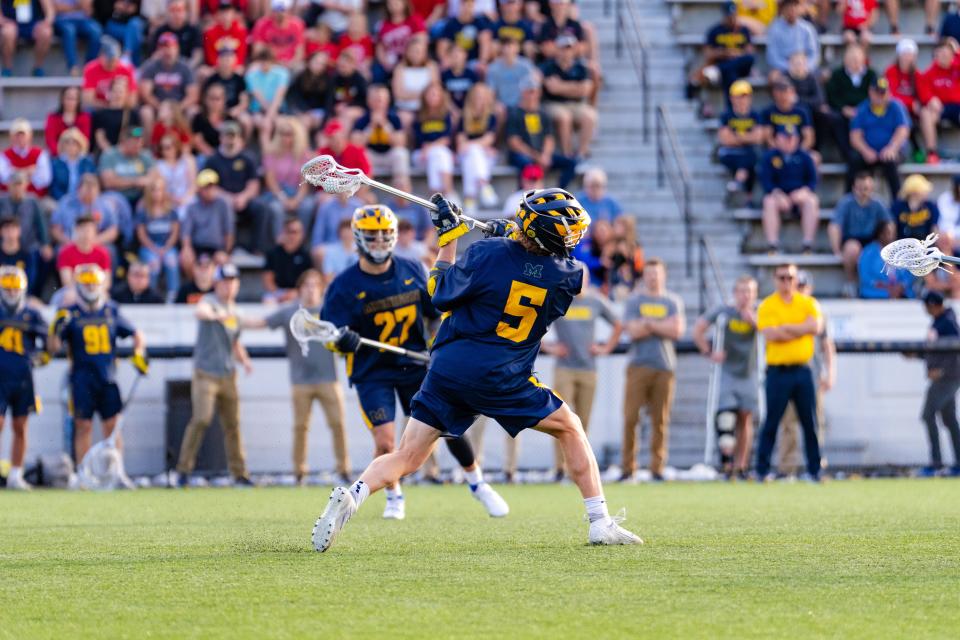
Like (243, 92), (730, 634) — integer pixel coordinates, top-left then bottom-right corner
(352, 205), (398, 264)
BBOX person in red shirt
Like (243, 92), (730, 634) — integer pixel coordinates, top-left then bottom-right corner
(336, 13), (374, 77)
(45, 87), (92, 154)
(0, 119), (52, 197)
(203, 0), (249, 67)
(56, 214), (112, 291)
(918, 39), (960, 164)
(840, 0), (877, 46)
(317, 119), (372, 176)
(374, 0), (426, 83)
(251, 0), (306, 65)
(200, 0), (250, 20)
(885, 38), (921, 118)
(81, 36), (137, 109)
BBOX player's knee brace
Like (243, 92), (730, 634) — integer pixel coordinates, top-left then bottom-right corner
(716, 409), (737, 466)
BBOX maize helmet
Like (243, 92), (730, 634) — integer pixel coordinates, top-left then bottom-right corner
(352, 205), (398, 264)
(0, 265), (27, 312)
(74, 263), (107, 307)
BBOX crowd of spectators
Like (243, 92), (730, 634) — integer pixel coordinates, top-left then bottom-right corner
(0, 0), (609, 305)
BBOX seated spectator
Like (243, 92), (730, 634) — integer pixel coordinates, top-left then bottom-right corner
(203, 45), (250, 124)
(919, 39), (960, 165)
(493, 0), (535, 59)
(317, 217), (357, 281)
(175, 251), (216, 303)
(717, 80), (762, 205)
(351, 84), (410, 179)
(153, 133), (197, 218)
(104, 0), (145, 65)
(886, 39), (922, 161)
(839, 0), (878, 46)
(392, 36), (438, 128)
(45, 87), (92, 154)
(411, 0), (445, 27)
(308, 0), (361, 36)
(764, 0), (819, 81)
(0, 171), (47, 256)
(686, 1), (754, 113)
(317, 118), (372, 175)
(202, 0), (249, 68)
(0, 215), (36, 288)
(374, 0), (426, 82)
(386, 175), (432, 239)
(825, 44), (875, 163)
(192, 84), (229, 158)
(760, 80), (815, 153)
(506, 78), (577, 189)
(150, 101), (192, 151)
(456, 83), (499, 212)
(0, 0), (51, 76)
(0, 118), (51, 197)
(759, 127), (819, 253)
(139, 33), (199, 132)
(112, 260), (165, 303)
(735, 0), (777, 35)
(538, 0), (591, 68)
(437, 0), (493, 70)
(501, 162), (543, 218)
(51, 174), (120, 247)
(486, 35), (536, 113)
(849, 76), (909, 198)
(442, 45), (479, 113)
(394, 218), (427, 264)
(99, 126), (154, 208)
(310, 191), (362, 258)
(541, 34), (596, 160)
(329, 48), (368, 127)
(337, 12), (373, 77)
(252, 0), (306, 65)
(575, 167), (623, 224)
(82, 36), (136, 109)
(859, 221), (913, 299)
(263, 217), (311, 303)
(245, 47), (291, 139)
(53, 0), (102, 76)
(412, 82), (456, 195)
(149, 0), (202, 67)
(91, 77), (140, 152)
(51, 127), (96, 201)
(937, 175), (960, 252)
(56, 213), (111, 289)
(136, 174), (180, 297)
(180, 169), (234, 277)
(828, 172), (892, 296)
(892, 174), (940, 241)
(786, 53), (830, 153)
(259, 116), (315, 233)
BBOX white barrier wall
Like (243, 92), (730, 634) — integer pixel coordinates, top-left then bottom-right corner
(0, 300), (948, 474)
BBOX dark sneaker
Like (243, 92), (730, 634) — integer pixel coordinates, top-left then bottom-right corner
(234, 475), (255, 487)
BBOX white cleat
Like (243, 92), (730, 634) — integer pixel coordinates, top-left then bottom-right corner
(382, 497), (406, 520)
(7, 475), (32, 491)
(588, 509), (644, 545)
(472, 482), (509, 517)
(312, 486), (357, 552)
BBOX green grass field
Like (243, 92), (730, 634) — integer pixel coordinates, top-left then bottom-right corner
(3, 480), (960, 639)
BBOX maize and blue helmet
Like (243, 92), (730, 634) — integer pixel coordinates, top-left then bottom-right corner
(352, 204), (398, 264)
(74, 263), (107, 308)
(515, 188), (591, 258)
(0, 265), (27, 312)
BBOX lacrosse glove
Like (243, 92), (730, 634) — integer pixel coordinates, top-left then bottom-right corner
(430, 193), (469, 247)
(482, 218), (518, 239)
(32, 351), (51, 368)
(131, 351), (150, 376)
(335, 329), (362, 354)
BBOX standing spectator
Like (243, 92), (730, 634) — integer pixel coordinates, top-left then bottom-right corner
(289, 51), (332, 133)
(760, 80), (815, 153)
(175, 252), (215, 303)
(505, 78), (577, 189)
(263, 217), (311, 304)
(50, 127), (96, 201)
(441, 45), (478, 113)
(139, 34), (199, 131)
(456, 83), (499, 212)
(245, 48), (291, 139)
(858, 221), (913, 299)
(180, 169), (235, 277)
(135, 174), (180, 298)
(764, 0), (819, 80)
(436, 0), (492, 69)
(892, 174), (940, 241)
(56, 214), (111, 288)
(753, 262), (823, 481)
(0, 0), (52, 76)
(202, 0), (249, 68)
(918, 290), (960, 476)
(918, 39), (960, 165)
(103, 0), (145, 65)
(259, 116), (315, 233)
(175, 263), (254, 487)
(825, 44), (876, 163)
(485, 35), (536, 112)
(621, 258), (685, 481)
(91, 77), (139, 152)
(329, 49), (368, 127)
(541, 34), (596, 160)
(759, 128), (820, 254)
(317, 119), (372, 176)
(0, 119), (51, 197)
(848, 76), (909, 198)
(493, 0), (535, 59)
(692, 275), (759, 478)
(99, 126), (154, 208)
(153, 133), (197, 218)
(247, 269), (349, 483)
(374, 0), (426, 82)
(412, 82), (456, 196)
(717, 80), (762, 204)
(542, 271), (621, 481)
(351, 84), (410, 180)
(148, 0), (202, 66)
(829, 171), (892, 297)
(0, 215), (37, 288)
(574, 167), (622, 224)
(52, 0), (102, 77)
(686, 1), (754, 112)
(252, 0), (306, 65)
(111, 261), (164, 303)
(50, 173), (118, 247)
(44, 87), (92, 154)
(81, 36), (136, 109)
(391, 36), (437, 128)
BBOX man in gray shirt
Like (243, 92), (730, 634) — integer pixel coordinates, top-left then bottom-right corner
(180, 169), (235, 278)
(692, 275), (759, 478)
(486, 36), (536, 110)
(175, 263), (254, 486)
(247, 269), (350, 484)
(621, 258), (686, 481)
(828, 172), (892, 298)
(542, 271), (621, 481)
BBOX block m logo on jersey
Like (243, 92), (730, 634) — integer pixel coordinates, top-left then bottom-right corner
(523, 263), (543, 279)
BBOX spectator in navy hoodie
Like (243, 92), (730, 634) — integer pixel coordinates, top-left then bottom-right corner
(759, 127), (820, 253)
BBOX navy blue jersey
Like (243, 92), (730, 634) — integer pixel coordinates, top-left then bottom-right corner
(0, 305), (46, 376)
(53, 301), (135, 383)
(322, 256), (437, 384)
(760, 103), (812, 134)
(892, 198), (940, 240)
(429, 238), (583, 386)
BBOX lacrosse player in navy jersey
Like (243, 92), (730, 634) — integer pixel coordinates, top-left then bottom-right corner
(0, 266), (48, 490)
(313, 190), (643, 551)
(50, 264), (148, 483)
(321, 204), (508, 521)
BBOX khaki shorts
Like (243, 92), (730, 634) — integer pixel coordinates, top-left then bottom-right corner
(544, 101), (597, 122)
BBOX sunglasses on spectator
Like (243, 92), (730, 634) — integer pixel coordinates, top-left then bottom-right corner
(775, 274), (795, 281)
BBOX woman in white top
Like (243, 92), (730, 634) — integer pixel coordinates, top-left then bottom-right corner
(152, 133), (197, 221)
(936, 175), (960, 252)
(456, 83), (500, 213)
(392, 35), (439, 129)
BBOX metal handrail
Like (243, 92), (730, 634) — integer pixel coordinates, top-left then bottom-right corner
(613, 0), (649, 142)
(655, 104), (694, 275)
(698, 234), (729, 314)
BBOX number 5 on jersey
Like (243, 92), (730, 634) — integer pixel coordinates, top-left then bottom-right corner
(497, 281), (547, 343)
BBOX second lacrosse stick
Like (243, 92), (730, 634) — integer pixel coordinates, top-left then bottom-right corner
(289, 308), (430, 364)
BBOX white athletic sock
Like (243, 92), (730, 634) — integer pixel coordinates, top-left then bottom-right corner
(465, 466), (483, 490)
(384, 485), (403, 501)
(584, 495), (609, 523)
(9, 466), (21, 481)
(350, 480), (370, 508)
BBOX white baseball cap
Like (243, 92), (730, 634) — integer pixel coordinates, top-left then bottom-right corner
(896, 38), (918, 57)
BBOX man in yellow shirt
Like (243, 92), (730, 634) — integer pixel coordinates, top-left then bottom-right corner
(755, 262), (824, 480)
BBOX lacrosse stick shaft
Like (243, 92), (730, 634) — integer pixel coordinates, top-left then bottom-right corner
(358, 174), (493, 232)
(942, 255), (960, 267)
(358, 337), (430, 363)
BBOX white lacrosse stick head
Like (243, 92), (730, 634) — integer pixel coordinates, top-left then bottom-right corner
(289, 308), (342, 356)
(880, 233), (945, 277)
(78, 442), (122, 490)
(301, 155), (367, 197)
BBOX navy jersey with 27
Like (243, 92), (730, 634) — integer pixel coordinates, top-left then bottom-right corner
(0, 305), (46, 375)
(53, 301), (136, 382)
